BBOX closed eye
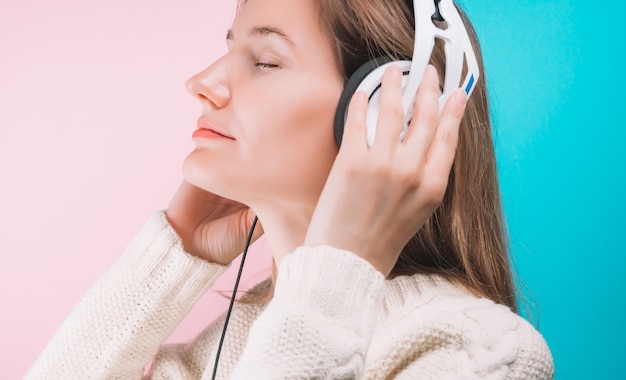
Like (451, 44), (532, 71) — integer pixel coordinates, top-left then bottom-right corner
(255, 62), (279, 69)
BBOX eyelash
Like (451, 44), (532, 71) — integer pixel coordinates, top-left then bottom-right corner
(254, 62), (279, 70)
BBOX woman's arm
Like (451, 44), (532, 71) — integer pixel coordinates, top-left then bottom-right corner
(232, 246), (554, 380)
(25, 212), (228, 380)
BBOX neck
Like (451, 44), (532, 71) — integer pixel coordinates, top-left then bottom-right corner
(250, 200), (316, 267)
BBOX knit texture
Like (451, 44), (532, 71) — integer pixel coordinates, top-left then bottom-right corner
(26, 212), (554, 379)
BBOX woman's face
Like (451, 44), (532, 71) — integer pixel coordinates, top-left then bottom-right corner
(184, 0), (343, 207)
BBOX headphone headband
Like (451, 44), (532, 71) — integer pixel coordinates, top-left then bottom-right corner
(402, 0), (479, 127)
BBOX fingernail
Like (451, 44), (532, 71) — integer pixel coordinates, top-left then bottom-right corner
(453, 89), (467, 107)
(426, 64), (438, 79)
(353, 91), (368, 106)
(387, 64), (402, 78)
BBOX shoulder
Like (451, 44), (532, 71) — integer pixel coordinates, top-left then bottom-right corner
(369, 275), (554, 379)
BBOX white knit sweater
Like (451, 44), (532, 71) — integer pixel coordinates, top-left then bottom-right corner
(26, 212), (554, 379)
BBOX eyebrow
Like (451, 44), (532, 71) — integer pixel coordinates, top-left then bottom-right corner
(226, 26), (296, 47)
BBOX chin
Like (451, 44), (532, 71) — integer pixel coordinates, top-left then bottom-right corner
(183, 151), (221, 191)
(182, 150), (249, 203)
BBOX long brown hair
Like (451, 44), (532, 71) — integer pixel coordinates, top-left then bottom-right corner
(318, 0), (517, 311)
(235, 0), (517, 312)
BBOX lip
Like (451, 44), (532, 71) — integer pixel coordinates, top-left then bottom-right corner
(193, 118), (235, 140)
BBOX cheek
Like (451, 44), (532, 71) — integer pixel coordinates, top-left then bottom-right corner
(240, 73), (333, 133)
(240, 84), (340, 192)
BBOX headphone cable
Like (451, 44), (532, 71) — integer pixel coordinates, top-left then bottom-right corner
(211, 215), (259, 380)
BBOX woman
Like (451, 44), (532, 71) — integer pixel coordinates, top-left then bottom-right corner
(26, 0), (554, 378)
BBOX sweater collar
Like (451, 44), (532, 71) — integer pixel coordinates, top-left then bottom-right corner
(381, 274), (474, 316)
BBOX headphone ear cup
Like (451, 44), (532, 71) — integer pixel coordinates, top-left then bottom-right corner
(334, 56), (398, 148)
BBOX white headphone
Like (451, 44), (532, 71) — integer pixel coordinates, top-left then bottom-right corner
(333, 0), (480, 147)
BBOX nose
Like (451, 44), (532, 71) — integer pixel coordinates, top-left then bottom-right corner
(185, 59), (231, 109)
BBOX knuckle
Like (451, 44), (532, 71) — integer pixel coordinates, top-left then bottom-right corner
(382, 100), (404, 121)
(450, 108), (464, 122)
(391, 104), (405, 119)
(442, 106), (465, 129)
(441, 130), (459, 151)
(397, 168), (420, 189)
(420, 107), (439, 127)
(449, 99), (466, 120)
(424, 177), (448, 205)
(371, 162), (392, 180)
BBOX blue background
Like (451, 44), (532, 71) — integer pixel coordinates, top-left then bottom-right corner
(461, 1), (626, 378)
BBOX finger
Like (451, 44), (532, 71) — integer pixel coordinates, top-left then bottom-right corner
(423, 88), (466, 182)
(373, 64), (405, 151)
(341, 90), (369, 153)
(245, 208), (265, 241)
(401, 65), (441, 163)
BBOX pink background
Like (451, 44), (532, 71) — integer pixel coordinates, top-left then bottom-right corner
(0, 1), (272, 378)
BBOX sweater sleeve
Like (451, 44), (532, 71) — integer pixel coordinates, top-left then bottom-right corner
(230, 246), (386, 379)
(25, 211), (228, 380)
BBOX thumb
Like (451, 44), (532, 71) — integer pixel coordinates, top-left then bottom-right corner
(243, 208), (264, 244)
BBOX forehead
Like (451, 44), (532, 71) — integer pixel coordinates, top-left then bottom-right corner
(233, 0), (330, 51)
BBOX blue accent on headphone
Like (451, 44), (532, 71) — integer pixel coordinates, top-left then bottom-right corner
(465, 74), (475, 94)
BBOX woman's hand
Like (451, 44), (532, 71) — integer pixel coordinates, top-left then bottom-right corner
(304, 64), (467, 277)
(166, 180), (263, 264)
